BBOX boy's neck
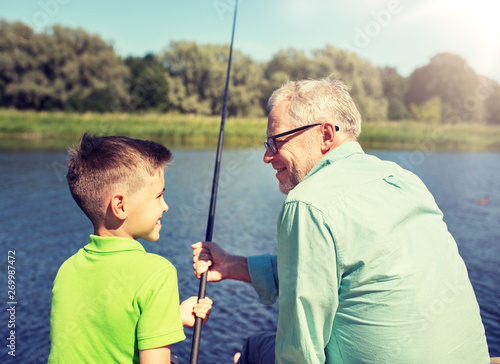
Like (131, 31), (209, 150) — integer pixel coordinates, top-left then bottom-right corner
(94, 225), (135, 240)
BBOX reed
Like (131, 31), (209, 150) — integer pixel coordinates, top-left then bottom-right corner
(1, 109), (499, 151)
(360, 121), (500, 151)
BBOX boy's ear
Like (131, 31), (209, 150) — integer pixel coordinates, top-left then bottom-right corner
(110, 193), (127, 220)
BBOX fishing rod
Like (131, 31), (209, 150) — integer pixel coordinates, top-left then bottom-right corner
(189, 1), (239, 363)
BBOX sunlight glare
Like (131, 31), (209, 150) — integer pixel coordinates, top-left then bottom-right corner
(417, 0), (500, 78)
(432, 0), (500, 45)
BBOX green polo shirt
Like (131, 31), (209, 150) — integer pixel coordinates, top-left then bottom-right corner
(49, 235), (186, 363)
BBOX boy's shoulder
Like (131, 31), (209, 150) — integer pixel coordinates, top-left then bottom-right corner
(134, 250), (175, 271)
(56, 237), (176, 278)
(53, 246), (178, 298)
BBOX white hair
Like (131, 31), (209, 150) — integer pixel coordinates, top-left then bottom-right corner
(267, 76), (362, 139)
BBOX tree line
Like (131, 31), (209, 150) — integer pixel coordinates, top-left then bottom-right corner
(1, 20), (499, 124)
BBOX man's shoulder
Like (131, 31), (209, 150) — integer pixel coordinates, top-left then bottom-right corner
(286, 152), (392, 207)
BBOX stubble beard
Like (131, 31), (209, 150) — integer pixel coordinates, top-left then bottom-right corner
(279, 144), (317, 195)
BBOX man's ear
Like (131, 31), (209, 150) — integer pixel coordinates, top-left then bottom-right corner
(320, 122), (336, 154)
(110, 193), (127, 220)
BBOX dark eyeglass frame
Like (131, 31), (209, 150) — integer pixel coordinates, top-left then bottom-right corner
(264, 123), (339, 154)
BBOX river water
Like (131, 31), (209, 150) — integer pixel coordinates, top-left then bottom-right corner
(0, 148), (499, 363)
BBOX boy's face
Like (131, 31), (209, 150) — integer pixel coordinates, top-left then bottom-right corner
(124, 168), (168, 242)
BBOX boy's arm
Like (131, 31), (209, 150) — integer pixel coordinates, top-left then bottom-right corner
(139, 345), (171, 364)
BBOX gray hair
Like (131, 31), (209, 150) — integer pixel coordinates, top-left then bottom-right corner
(267, 76), (362, 138)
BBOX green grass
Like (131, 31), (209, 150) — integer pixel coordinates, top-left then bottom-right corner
(1, 109), (500, 151)
(360, 121), (500, 152)
(0, 109), (267, 150)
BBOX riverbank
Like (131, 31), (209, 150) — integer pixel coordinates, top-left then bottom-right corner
(1, 109), (499, 151)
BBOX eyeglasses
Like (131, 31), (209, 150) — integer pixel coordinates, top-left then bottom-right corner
(264, 123), (339, 154)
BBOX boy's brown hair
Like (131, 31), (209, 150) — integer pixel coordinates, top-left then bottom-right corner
(67, 133), (172, 225)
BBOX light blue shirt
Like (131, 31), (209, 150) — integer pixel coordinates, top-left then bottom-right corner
(248, 142), (489, 363)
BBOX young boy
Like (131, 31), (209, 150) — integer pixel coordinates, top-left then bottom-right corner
(49, 133), (212, 364)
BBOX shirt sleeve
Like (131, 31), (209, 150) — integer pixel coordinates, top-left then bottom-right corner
(136, 265), (186, 350)
(247, 254), (279, 305)
(276, 201), (339, 363)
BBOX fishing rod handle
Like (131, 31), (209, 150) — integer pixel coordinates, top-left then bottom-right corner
(189, 271), (207, 364)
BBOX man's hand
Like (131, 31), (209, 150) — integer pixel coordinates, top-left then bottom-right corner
(180, 296), (213, 327)
(191, 241), (251, 283)
(192, 241), (230, 282)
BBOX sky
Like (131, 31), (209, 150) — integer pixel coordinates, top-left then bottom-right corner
(2, 0), (500, 82)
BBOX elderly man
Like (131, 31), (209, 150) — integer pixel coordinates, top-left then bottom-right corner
(192, 77), (490, 363)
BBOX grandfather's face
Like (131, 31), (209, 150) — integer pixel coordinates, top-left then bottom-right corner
(263, 102), (322, 194)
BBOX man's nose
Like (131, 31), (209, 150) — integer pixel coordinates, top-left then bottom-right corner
(263, 146), (274, 164)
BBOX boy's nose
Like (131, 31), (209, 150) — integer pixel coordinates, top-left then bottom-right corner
(162, 199), (169, 212)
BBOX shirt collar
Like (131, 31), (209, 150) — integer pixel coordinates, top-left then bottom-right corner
(84, 235), (146, 253)
(301, 141), (365, 183)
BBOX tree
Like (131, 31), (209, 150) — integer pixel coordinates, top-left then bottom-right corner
(0, 79), (6, 107)
(260, 49), (314, 111)
(0, 21), (47, 109)
(482, 77), (500, 125)
(162, 41), (225, 114)
(379, 67), (409, 120)
(48, 25), (130, 111)
(405, 53), (483, 123)
(81, 87), (117, 113)
(410, 97), (442, 123)
(225, 50), (265, 116)
(0, 20), (130, 111)
(262, 45), (388, 120)
(124, 54), (170, 112)
(161, 41), (264, 116)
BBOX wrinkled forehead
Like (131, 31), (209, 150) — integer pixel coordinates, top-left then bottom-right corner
(267, 101), (295, 136)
